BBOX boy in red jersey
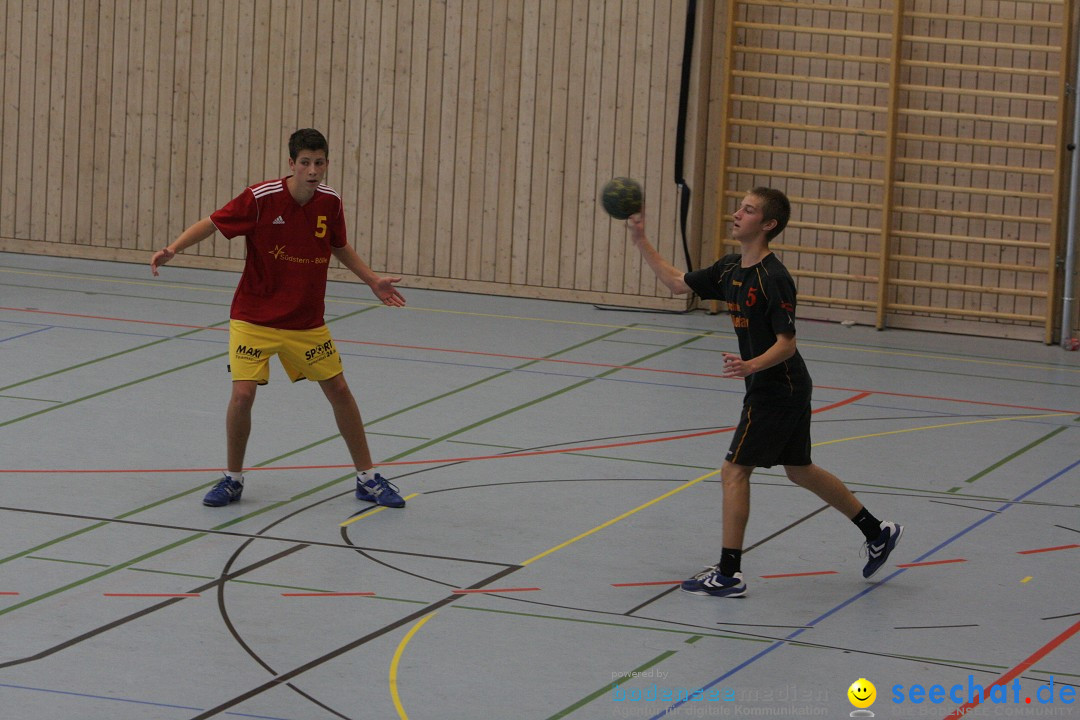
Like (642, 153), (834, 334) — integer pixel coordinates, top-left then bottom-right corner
(626, 188), (904, 596)
(151, 129), (407, 509)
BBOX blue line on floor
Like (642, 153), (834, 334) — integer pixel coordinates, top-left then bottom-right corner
(0, 326), (53, 344)
(648, 456), (1080, 719)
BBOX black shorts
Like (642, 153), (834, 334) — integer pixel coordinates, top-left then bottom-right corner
(725, 397), (812, 468)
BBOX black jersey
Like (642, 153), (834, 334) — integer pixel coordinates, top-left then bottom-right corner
(685, 252), (811, 403)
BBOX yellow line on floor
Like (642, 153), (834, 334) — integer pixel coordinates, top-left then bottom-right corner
(519, 468), (723, 567)
(339, 494), (420, 527)
(812, 413), (1075, 447)
(390, 611), (439, 720)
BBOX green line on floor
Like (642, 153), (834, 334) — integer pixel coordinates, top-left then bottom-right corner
(545, 649), (678, 720)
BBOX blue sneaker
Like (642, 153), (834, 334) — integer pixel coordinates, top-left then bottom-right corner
(862, 521), (904, 578)
(203, 477), (243, 507)
(681, 567), (747, 598)
(356, 473), (405, 508)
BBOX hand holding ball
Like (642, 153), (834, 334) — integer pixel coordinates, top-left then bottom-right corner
(600, 177), (643, 220)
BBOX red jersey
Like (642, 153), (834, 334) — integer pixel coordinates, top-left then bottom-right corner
(211, 178), (348, 329)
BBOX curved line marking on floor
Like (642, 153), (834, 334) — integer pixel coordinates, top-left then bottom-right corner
(390, 611), (439, 720)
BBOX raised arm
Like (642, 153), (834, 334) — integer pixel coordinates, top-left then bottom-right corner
(626, 210), (691, 295)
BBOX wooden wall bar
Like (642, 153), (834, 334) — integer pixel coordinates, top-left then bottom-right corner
(713, 0), (1071, 341)
(0, 0), (710, 311)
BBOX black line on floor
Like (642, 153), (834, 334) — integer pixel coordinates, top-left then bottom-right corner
(0, 544), (307, 670)
(929, 500), (1002, 514)
(0, 503), (509, 568)
(192, 564), (521, 719)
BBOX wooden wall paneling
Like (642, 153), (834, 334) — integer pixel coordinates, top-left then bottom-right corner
(280, 0), (301, 157)
(136, 1), (161, 253)
(451, 0), (477, 281)
(401, 0), (429, 278)
(435, 0), (461, 280)
(15, 2), (36, 241)
(335, 0), (359, 269)
(607, 0), (637, 294)
(369, 0), (397, 275)
(511, 0), (538, 286)
(556, 0), (587, 290)
(478, 0), (507, 284)
(494, 2), (522, 285)
(573, 0), (604, 292)
(230, 0), (254, 196)
(46, 0), (67, 245)
(59, 0), (82, 246)
(544, 0), (572, 289)
(0, 1), (6, 240)
(184, 0), (207, 256)
(33, 0), (53, 244)
(641, 0), (670, 299)
(525, 1), (554, 288)
(355, 0), (382, 264)
(215, 1), (240, 260)
(262, 1), (287, 198)
(589, 0), (622, 293)
(92, 0), (115, 246)
(246, 0), (269, 202)
(387, 0), (414, 275)
(150, 0), (175, 254)
(120, 0), (142, 251)
(74, 0), (99, 247)
(417, 0), (445, 278)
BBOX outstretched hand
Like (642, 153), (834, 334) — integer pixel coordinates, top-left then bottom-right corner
(150, 247), (175, 276)
(372, 276), (406, 307)
(625, 208), (646, 237)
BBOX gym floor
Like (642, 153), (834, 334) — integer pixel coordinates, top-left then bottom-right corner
(1, 251), (1078, 720)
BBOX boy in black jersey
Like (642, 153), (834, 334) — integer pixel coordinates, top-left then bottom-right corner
(627, 187), (903, 597)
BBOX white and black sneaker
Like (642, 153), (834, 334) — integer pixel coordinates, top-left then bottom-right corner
(862, 521), (904, 578)
(680, 567), (747, 598)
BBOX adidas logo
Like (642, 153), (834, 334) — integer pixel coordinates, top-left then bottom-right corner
(272, 215), (285, 225)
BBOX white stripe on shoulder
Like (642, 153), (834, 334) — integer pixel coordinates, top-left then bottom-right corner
(316, 184), (340, 199)
(251, 180), (284, 197)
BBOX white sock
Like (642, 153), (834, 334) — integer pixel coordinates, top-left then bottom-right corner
(224, 470), (244, 484)
(358, 470), (375, 484)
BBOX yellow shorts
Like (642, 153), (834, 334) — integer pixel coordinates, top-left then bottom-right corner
(228, 320), (344, 384)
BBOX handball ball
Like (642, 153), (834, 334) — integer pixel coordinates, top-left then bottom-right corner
(600, 177), (643, 220)
(1065, 337), (1080, 351)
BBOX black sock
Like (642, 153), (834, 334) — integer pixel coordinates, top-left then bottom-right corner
(719, 547), (742, 577)
(852, 507), (882, 541)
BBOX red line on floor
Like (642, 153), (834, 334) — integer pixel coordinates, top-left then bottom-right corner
(103, 593), (201, 598)
(759, 570), (840, 578)
(611, 580), (684, 587)
(942, 619), (1080, 719)
(1016, 544), (1080, 555)
(0, 592), (19, 596)
(280, 592), (376, 597)
(896, 558), (967, 568)
(5, 306), (1077, 414)
(451, 587), (541, 594)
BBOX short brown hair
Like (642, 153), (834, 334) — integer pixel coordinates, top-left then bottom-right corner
(288, 128), (329, 160)
(749, 187), (790, 241)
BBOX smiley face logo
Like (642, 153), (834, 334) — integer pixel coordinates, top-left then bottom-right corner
(848, 678), (876, 709)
